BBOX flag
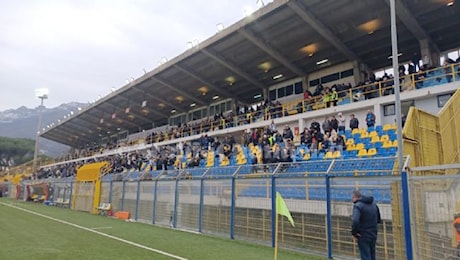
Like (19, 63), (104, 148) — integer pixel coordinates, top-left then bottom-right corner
(276, 192), (295, 227)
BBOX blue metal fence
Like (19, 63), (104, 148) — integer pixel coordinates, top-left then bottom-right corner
(17, 157), (427, 260)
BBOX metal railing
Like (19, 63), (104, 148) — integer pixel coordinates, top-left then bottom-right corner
(11, 157), (434, 260)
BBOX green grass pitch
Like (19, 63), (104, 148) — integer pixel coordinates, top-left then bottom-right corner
(0, 198), (325, 260)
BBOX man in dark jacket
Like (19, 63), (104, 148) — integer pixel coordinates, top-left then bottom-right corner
(351, 190), (381, 260)
(349, 114), (359, 130)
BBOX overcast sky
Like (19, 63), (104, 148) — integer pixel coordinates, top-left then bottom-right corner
(0, 0), (268, 111)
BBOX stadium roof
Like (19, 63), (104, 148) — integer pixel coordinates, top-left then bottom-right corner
(41, 0), (460, 148)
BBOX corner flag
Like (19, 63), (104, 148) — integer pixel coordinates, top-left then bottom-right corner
(276, 192), (295, 227)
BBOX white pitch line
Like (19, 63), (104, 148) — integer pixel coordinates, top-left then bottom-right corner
(1, 202), (188, 260)
(91, 226), (113, 230)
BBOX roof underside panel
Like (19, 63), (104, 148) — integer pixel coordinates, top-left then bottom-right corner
(40, 0), (460, 148)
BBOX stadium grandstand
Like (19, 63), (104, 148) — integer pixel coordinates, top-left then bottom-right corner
(1, 0), (460, 259)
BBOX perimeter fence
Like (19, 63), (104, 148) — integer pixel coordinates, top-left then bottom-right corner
(9, 159), (460, 260)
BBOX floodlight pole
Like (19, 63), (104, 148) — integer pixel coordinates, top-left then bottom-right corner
(389, 0), (404, 173)
(390, 1), (413, 260)
(32, 96), (46, 174)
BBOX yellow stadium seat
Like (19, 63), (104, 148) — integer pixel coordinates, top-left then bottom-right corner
(383, 123), (397, 131)
(357, 149), (368, 157)
(303, 153), (311, 160)
(367, 148), (377, 157)
(324, 151), (334, 159)
(382, 140), (393, 148)
(206, 151), (215, 167)
(359, 128), (368, 134)
(369, 131), (378, 137)
(360, 132), (370, 138)
(346, 139), (354, 146)
(355, 143), (365, 150)
(221, 157), (229, 167)
(380, 135), (389, 143)
(392, 140), (398, 147)
(332, 150), (342, 158)
(352, 128), (360, 135)
(370, 135), (380, 143)
(236, 151), (247, 165)
(347, 143), (356, 151)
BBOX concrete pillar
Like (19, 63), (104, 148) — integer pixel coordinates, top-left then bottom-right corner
(353, 60), (367, 84)
(302, 75), (309, 92)
(420, 39), (440, 67)
(231, 99), (237, 113)
(298, 118), (305, 132)
(374, 103), (383, 126)
(263, 88), (268, 101)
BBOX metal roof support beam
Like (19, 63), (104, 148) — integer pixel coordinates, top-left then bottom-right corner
(384, 0), (440, 53)
(43, 135), (72, 146)
(46, 127), (93, 145)
(107, 96), (170, 119)
(238, 28), (305, 76)
(287, 0), (362, 62)
(201, 49), (266, 90)
(40, 130), (76, 144)
(131, 86), (186, 114)
(63, 119), (100, 133)
(78, 112), (141, 135)
(150, 77), (207, 106)
(93, 106), (153, 127)
(43, 132), (91, 147)
(173, 64), (245, 102)
(41, 118), (96, 140)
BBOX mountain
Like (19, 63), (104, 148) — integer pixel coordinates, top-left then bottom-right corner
(0, 102), (88, 157)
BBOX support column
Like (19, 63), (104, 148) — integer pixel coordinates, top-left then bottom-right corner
(302, 75), (308, 92)
(420, 39), (440, 67)
(374, 103), (383, 126)
(231, 99), (237, 113)
(298, 118), (305, 133)
(263, 88), (268, 102)
(353, 60), (366, 84)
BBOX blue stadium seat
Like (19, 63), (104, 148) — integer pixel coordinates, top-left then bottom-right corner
(375, 125), (383, 135)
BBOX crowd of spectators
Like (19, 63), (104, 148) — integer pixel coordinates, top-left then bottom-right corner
(35, 108), (384, 182)
(49, 59), (459, 172)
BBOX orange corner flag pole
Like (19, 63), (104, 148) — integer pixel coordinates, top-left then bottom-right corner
(275, 192), (295, 260)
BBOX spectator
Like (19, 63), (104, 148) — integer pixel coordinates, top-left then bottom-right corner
(251, 153), (258, 173)
(453, 213), (460, 257)
(351, 190), (381, 260)
(322, 117), (331, 134)
(365, 110), (376, 128)
(401, 114), (407, 127)
(332, 133), (345, 152)
(349, 114), (359, 130)
(282, 125), (294, 141)
(324, 87), (334, 108)
(321, 133), (331, 152)
(337, 112), (346, 132)
(300, 128), (311, 146)
(443, 59), (454, 83)
(330, 116), (339, 133)
(303, 89), (312, 100)
(310, 119), (321, 133)
(331, 87), (339, 106)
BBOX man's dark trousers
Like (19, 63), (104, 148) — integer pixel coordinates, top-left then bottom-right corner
(357, 237), (376, 260)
